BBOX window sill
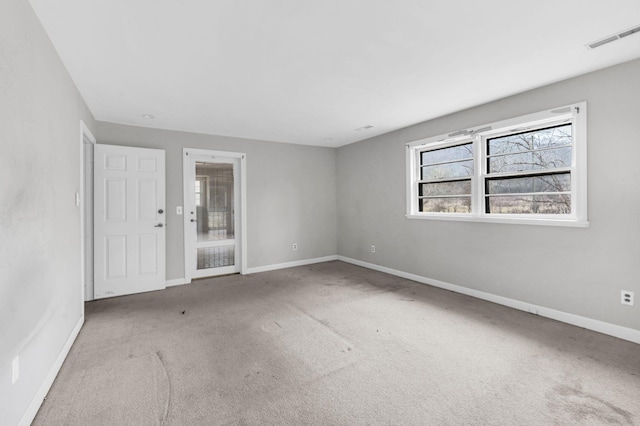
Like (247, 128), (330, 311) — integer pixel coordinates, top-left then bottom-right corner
(405, 214), (589, 228)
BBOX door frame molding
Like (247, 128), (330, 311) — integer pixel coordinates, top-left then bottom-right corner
(79, 120), (96, 302)
(182, 148), (247, 282)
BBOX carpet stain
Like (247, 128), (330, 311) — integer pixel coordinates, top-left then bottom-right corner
(548, 384), (634, 425)
(154, 350), (172, 426)
(35, 349), (174, 425)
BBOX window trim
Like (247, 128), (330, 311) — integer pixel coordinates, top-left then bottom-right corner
(406, 102), (588, 227)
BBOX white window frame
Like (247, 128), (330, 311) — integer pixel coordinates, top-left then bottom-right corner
(406, 102), (588, 227)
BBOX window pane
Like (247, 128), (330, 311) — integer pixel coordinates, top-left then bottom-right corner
(488, 146), (571, 173)
(486, 173), (570, 194)
(487, 124), (572, 156)
(420, 180), (471, 196)
(421, 160), (473, 180)
(487, 194), (571, 214)
(421, 143), (472, 166)
(420, 197), (471, 213)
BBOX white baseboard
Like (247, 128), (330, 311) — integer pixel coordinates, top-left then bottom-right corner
(338, 256), (640, 345)
(19, 315), (84, 426)
(169, 256), (339, 284)
(246, 255), (338, 274)
(166, 278), (189, 287)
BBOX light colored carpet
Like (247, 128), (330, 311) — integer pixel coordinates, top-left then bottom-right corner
(34, 261), (640, 425)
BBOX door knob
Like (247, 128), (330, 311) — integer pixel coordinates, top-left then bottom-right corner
(190, 219), (196, 222)
(158, 209), (164, 214)
(154, 223), (164, 228)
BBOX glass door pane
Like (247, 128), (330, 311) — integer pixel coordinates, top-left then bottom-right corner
(195, 162), (234, 243)
(190, 159), (238, 277)
(196, 246), (235, 270)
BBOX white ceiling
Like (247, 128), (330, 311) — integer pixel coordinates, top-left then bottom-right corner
(29, 0), (640, 147)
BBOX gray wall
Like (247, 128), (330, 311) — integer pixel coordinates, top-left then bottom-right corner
(0, 0), (96, 424)
(96, 122), (337, 280)
(2, 1), (638, 421)
(337, 58), (640, 332)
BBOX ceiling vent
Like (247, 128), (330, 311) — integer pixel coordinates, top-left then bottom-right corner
(586, 24), (640, 49)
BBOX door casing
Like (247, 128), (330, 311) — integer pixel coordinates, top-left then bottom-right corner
(183, 148), (247, 282)
(80, 120), (96, 302)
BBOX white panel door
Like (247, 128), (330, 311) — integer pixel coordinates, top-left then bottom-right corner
(94, 144), (166, 299)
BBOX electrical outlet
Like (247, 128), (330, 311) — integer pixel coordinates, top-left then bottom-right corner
(621, 290), (634, 306)
(12, 356), (19, 384)
(293, 243), (297, 251)
(371, 245), (375, 253)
